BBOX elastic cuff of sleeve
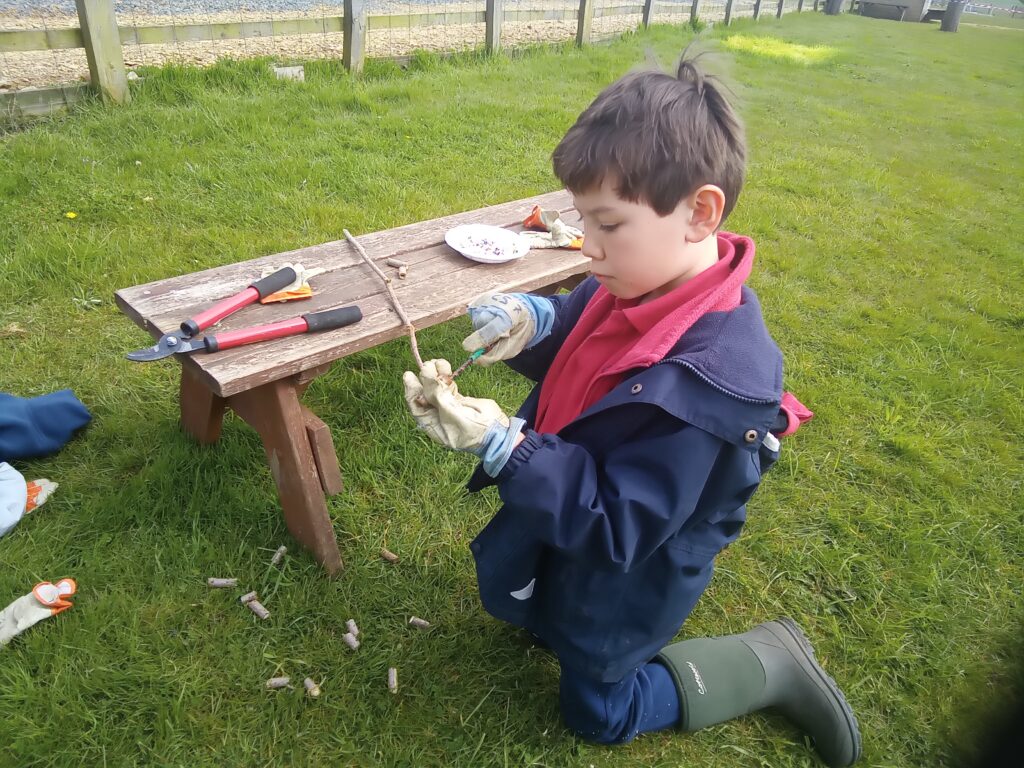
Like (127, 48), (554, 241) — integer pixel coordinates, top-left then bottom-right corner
(481, 417), (527, 477)
(518, 294), (556, 349)
(494, 428), (545, 481)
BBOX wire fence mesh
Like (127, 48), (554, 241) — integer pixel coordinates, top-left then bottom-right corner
(1, 0), (814, 94)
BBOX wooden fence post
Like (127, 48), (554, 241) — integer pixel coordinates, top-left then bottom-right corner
(74, 0), (129, 104)
(724, 0), (735, 23)
(642, 0), (656, 27)
(753, 0), (763, 18)
(691, 0), (703, 24)
(343, 0), (367, 73)
(940, 0), (966, 29)
(576, 0), (594, 46)
(777, 0), (785, 16)
(486, 0), (503, 52)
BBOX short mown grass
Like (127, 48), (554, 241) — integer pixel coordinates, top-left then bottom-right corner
(1, 14), (1021, 768)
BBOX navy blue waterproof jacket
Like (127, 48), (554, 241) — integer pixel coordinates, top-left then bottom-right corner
(466, 277), (785, 682)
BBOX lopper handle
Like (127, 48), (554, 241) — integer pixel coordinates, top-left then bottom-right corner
(203, 304), (362, 353)
(302, 305), (362, 332)
(181, 267), (298, 337)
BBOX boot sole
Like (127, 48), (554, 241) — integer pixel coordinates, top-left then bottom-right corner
(768, 617), (863, 766)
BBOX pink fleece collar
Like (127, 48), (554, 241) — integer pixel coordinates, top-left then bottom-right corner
(592, 232), (755, 377)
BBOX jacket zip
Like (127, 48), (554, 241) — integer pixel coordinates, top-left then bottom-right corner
(653, 359), (778, 405)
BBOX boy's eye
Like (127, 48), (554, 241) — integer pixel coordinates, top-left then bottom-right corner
(599, 223), (620, 233)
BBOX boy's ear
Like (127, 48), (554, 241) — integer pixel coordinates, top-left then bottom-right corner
(684, 184), (726, 242)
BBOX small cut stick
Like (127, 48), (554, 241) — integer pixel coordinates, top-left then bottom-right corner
(303, 678), (322, 698)
(239, 591), (259, 605)
(397, 265), (408, 279)
(385, 258), (408, 269)
(346, 619), (360, 638)
(270, 545), (287, 567)
(387, 667), (398, 694)
(380, 548), (400, 564)
(247, 599), (271, 620)
(265, 676), (291, 690)
(408, 616), (431, 630)
(342, 632), (360, 651)
(207, 577), (238, 588)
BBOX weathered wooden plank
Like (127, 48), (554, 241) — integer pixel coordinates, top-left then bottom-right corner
(594, 4), (645, 18)
(368, 11), (486, 30)
(121, 17), (345, 46)
(502, 8), (577, 22)
(116, 191), (588, 398)
(0, 27), (83, 53)
(126, 231), (583, 391)
(117, 190), (572, 321)
(0, 84), (91, 119)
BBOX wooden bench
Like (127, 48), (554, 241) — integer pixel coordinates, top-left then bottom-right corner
(115, 189), (587, 575)
(851, 0), (910, 18)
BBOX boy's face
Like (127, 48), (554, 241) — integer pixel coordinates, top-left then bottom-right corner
(571, 177), (721, 303)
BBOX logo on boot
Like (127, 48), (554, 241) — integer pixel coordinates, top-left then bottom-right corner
(686, 661), (707, 695)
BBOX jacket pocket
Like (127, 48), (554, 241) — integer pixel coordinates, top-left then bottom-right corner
(471, 511), (546, 629)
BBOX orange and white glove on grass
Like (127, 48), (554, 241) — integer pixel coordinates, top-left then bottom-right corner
(0, 579), (77, 647)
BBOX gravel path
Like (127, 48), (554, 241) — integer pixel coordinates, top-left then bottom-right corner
(0, 1), (708, 90)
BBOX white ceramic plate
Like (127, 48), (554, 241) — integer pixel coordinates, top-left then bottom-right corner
(444, 224), (530, 264)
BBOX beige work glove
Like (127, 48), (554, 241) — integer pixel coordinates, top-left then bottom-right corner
(462, 292), (546, 367)
(518, 217), (584, 249)
(0, 579), (77, 648)
(403, 360), (525, 476)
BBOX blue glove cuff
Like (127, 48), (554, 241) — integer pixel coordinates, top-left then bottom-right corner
(518, 294), (555, 349)
(479, 417), (527, 477)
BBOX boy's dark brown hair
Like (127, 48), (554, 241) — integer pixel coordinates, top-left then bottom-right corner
(552, 52), (746, 222)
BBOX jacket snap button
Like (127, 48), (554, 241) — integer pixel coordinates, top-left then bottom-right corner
(631, 384), (643, 394)
(744, 429), (758, 444)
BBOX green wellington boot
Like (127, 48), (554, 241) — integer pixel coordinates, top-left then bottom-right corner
(655, 617), (861, 767)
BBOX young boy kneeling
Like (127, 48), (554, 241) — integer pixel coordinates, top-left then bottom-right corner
(404, 55), (861, 767)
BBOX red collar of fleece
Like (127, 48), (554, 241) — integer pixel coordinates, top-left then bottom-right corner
(533, 233), (755, 435)
(591, 231), (755, 378)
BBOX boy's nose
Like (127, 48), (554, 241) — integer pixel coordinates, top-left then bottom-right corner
(581, 235), (602, 261)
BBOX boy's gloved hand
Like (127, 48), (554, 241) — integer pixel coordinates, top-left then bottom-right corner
(462, 292), (555, 366)
(403, 359), (525, 477)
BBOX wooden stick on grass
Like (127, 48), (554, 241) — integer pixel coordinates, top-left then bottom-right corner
(270, 545), (287, 567)
(344, 229), (423, 369)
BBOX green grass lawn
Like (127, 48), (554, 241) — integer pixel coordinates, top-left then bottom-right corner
(1, 13), (1022, 768)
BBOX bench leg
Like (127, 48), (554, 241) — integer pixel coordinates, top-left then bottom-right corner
(180, 365), (225, 444)
(230, 378), (344, 576)
(302, 406), (344, 496)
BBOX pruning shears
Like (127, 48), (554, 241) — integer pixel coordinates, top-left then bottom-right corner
(126, 266), (362, 362)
